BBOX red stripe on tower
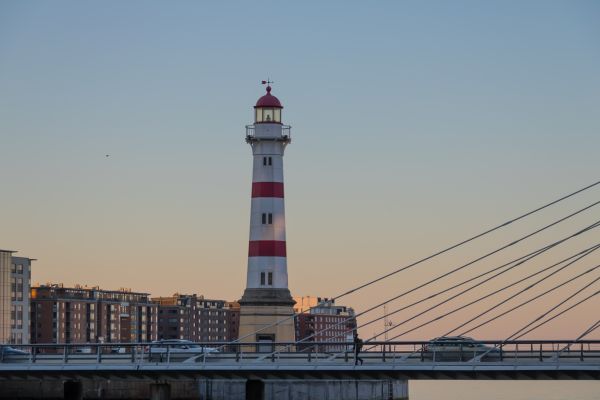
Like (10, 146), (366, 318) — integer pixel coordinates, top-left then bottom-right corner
(252, 182), (284, 198)
(248, 240), (287, 257)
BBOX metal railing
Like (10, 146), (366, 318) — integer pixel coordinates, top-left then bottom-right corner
(245, 124), (291, 143)
(1, 340), (599, 366)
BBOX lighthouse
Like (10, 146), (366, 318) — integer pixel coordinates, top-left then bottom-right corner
(238, 83), (296, 348)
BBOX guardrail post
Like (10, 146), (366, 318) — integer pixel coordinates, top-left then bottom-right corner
(166, 345), (171, 364)
(131, 346), (136, 364)
(383, 345), (386, 363)
(580, 343), (584, 361)
(97, 345), (102, 363)
(539, 344), (543, 362)
(499, 344), (503, 362)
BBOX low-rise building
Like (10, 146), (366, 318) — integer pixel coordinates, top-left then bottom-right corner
(153, 294), (240, 343)
(295, 297), (357, 352)
(30, 284), (157, 344)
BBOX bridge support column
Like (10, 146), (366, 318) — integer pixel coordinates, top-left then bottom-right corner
(150, 382), (171, 400)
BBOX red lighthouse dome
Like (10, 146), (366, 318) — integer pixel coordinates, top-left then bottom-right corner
(255, 86), (283, 108)
(254, 85), (283, 123)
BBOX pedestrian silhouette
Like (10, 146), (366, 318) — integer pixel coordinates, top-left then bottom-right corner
(353, 333), (364, 365)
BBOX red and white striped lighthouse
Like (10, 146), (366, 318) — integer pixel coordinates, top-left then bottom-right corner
(238, 83), (296, 345)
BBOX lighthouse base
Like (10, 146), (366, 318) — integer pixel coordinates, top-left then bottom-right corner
(238, 288), (296, 351)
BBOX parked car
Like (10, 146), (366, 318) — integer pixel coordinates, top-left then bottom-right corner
(73, 346), (93, 354)
(146, 340), (219, 360)
(423, 336), (500, 361)
(0, 345), (30, 362)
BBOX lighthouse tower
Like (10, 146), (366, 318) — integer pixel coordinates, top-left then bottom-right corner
(238, 83), (296, 347)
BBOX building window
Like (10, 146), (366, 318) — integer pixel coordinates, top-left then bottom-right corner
(263, 157), (267, 166)
(260, 272), (265, 286)
(268, 272), (273, 286)
(268, 157), (272, 166)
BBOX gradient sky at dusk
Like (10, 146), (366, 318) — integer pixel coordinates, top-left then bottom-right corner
(1, 1), (599, 341)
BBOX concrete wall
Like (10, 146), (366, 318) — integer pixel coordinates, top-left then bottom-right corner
(0, 378), (408, 400)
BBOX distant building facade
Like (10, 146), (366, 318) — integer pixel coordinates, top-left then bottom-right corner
(10, 257), (33, 344)
(153, 294), (240, 343)
(0, 250), (13, 343)
(295, 297), (357, 352)
(0, 250), (33, 344)
(30, 284), (157, 344)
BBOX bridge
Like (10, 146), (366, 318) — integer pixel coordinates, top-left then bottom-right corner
(1, 340), (600, 381)
(2, 181), (599, 399)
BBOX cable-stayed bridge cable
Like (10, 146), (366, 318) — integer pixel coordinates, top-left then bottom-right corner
(220, 180), (600, 351)
(456, 265), (600, 337)
(285, 217), (600, 356)
(376, 245), (600, 344)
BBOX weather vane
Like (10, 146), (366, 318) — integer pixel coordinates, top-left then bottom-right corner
(261, 78), (274, 86)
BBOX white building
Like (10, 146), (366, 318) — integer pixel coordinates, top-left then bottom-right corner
(0, 250), (33, 344)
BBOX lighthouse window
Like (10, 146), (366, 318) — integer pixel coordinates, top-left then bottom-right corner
(268, 272), (273, 285)
(262, 213), (273, 224)
(274, 109), (281, 122)
(260, 272), (265, 286)
(263, 109), (273, 122)
(263, 157), (267, 166)
(268, 157), (272, 165)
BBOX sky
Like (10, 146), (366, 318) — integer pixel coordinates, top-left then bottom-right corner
(1, 1), (599, 341)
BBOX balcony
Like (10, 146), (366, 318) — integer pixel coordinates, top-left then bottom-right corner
(246, 125), (291, 144)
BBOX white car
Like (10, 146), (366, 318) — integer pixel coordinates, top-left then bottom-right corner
(0, 345), (30, 362)
(146, 340), (219, 360)
(423, 336), (500, 361)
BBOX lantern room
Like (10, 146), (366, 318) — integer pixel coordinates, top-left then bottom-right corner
(254, 86), (283, 123)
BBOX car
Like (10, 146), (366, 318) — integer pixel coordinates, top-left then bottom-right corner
(0, 345), (30, 362)
(423, 336), (500, 361)
(146, 340), (219, 360)
(73, 346), (93, 354)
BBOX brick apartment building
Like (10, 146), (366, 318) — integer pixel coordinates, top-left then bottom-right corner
(30, 284), (157, 344)
(295, 297), (357, 352)
(152, 294), (240, 343)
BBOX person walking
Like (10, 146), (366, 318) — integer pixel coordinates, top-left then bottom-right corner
(353, 333), (364, 366)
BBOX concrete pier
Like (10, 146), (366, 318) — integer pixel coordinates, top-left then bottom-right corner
(0, 378), (409, 399)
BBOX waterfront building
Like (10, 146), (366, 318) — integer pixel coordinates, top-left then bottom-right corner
(10, 256), (33, 344)
(152, 294), (240, 342)
(0, 250), (34, 344)
(0, 249), (13, 343)
(238, 84), (296, 348)
(30, 284), (157, 344)
(295, 298), (357, 352)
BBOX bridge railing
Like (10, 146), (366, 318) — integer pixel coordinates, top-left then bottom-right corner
(2, 340), (599, 365)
